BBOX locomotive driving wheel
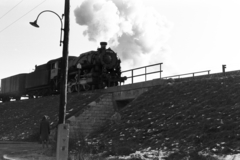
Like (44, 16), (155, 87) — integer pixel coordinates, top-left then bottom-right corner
(68, 80), (82, 93)
(81, 84), (91, 91)
(71, 84), (79, 93)
(74, 84), (80, 92)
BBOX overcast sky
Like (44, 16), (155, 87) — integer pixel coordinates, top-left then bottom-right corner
(1, 0), (240, 81)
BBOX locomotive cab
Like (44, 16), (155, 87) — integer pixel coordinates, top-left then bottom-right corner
(48, 56), (77, 93)
(50, 61), (59, 79)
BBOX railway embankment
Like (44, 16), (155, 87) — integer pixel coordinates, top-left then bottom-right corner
(0, 91), (104, 141)
(84, 72), (240, 156)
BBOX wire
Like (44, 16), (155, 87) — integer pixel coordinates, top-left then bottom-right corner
(0, 0), (47, 34)
(0, 0), (25, 21)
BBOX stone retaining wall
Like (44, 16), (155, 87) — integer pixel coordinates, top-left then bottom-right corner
(67, 93), (115, 138)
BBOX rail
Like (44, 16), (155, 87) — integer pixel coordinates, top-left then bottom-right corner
(122, 63), (163, 84)
(162, 70), (211, 79)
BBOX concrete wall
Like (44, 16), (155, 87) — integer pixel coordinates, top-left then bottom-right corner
(67, 93), (115, 138)
(105, 78), (166, 101)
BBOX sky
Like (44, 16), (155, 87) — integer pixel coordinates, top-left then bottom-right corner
(1, 0), (240, 83)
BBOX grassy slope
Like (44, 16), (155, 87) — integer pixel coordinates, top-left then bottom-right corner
(90, 74), (240, 156)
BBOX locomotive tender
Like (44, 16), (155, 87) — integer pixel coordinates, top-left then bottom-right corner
(0, 42), (126, 102)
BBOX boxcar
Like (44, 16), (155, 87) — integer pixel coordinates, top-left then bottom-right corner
(0, 74), (27, 102)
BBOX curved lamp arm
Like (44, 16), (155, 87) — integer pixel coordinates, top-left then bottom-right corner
(30, 10), (64, 46)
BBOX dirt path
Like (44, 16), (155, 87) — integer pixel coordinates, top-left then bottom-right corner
(0, 141), (55, 160)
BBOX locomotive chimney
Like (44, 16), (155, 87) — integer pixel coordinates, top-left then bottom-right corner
(100, 42), (107, 50)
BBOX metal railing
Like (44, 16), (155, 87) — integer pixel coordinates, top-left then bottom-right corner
(122, 63), (163, 84)
(163, 70), (211, 79)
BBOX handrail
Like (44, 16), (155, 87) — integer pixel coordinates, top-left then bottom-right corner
(163, 70), (211, 79)
(121, 62), (210, 84)
(122, 63), (163, 84)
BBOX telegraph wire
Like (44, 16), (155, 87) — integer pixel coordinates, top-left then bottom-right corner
(0, 0), (47, 34)
(0, 0), (25, 21)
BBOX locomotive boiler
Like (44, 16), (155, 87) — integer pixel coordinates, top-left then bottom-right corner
(0, 42), (126, 102)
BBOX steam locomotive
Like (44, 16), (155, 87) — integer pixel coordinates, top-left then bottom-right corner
(0, 42), (126, 102)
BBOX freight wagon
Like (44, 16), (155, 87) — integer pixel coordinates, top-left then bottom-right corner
(0, 74), (27, 102)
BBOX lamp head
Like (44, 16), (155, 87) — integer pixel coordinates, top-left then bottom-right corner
(29, 20), (39, 28)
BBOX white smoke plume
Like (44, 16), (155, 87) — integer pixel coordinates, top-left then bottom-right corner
(74, 0), (173, 70)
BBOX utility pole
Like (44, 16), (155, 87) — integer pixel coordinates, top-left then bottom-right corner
(56, 0), (70, 159)
(59, 0), (69, 124)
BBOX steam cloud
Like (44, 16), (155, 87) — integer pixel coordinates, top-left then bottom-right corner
(74, 0), (173, 70)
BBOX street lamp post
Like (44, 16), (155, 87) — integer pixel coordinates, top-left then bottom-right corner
(30, 0), (69, 125)
(30, 0), (70, 159)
